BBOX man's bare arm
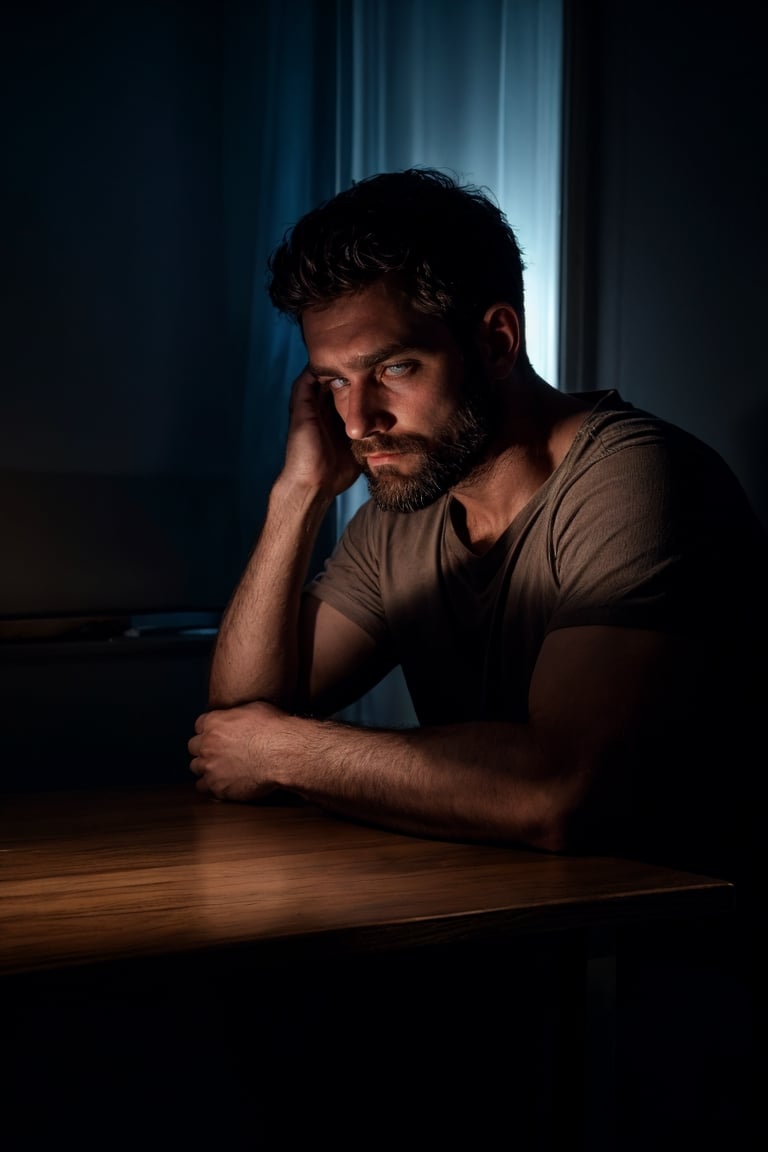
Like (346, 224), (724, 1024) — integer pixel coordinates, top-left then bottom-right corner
(192, 624), (679, 852)
(208, 479), (332, 709)
(208, 367), (365, 711)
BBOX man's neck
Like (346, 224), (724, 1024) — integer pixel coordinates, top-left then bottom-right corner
(450, 374), (590, 554)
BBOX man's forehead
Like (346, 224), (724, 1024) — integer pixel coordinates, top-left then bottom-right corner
(302, 288), (452, 370)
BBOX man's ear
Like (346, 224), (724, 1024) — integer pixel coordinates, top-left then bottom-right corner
(474, 303), (521, 378)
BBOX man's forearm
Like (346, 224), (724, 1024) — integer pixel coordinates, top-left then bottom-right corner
(208, 478), (333, 709)
(271, 712), (577, 852)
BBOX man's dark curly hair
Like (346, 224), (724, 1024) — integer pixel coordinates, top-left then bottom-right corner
(267, 167), (528, 352)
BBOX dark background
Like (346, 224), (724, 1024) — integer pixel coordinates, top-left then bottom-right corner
(1, 4), (758, 1147)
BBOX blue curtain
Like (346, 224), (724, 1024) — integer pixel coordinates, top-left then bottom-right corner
(222, 0), (563, 725)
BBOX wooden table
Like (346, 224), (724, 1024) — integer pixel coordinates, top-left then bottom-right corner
(0, 785), (739, 1151)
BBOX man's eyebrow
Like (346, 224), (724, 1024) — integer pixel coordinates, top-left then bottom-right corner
(308, 343), (414, 377)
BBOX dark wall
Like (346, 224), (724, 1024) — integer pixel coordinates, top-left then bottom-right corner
(1, 1), (232, 787)
(588, 0), (767, 529)
(1, 0), (242, 621)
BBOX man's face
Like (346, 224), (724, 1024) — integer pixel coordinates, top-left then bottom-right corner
(303, 278), (493, 512)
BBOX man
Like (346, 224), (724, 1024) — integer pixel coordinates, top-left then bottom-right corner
(188, 167), (764, 886)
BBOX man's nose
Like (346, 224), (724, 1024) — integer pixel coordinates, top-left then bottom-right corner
(342, 382), (394, 440)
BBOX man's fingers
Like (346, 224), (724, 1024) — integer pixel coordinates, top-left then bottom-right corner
(289, 366), (322, 413)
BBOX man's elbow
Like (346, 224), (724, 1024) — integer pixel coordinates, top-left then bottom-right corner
(518, 766), (615, 856)
(522, 813), (576, 856)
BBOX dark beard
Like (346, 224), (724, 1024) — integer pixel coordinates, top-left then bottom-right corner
(351, 383), (493, 513)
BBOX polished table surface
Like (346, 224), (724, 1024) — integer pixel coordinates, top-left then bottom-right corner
(2, 783), (744, 1152)
(0, 782), (733, 978)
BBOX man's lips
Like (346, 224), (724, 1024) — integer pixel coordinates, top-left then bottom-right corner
(353, 438), (426, 467)
(363, 451), (405, 467)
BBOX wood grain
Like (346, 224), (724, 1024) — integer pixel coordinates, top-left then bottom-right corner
(0, 784), (733, 977)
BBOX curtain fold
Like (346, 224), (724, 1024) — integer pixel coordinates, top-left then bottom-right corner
(224, 0), (563, 725)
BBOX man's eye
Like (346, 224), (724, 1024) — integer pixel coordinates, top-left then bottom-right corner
(328, 377), (349, 392)
(383, 361), (414, 378)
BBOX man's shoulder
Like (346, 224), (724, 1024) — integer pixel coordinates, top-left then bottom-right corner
(576, 389), (674, 439)
(570, 390), (737, 476)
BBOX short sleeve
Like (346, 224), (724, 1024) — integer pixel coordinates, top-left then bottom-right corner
(547, 421), (733, 635)
(304, 501), (389, 642)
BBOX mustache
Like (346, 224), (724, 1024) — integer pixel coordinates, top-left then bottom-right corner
(350, 434), (428, 463)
